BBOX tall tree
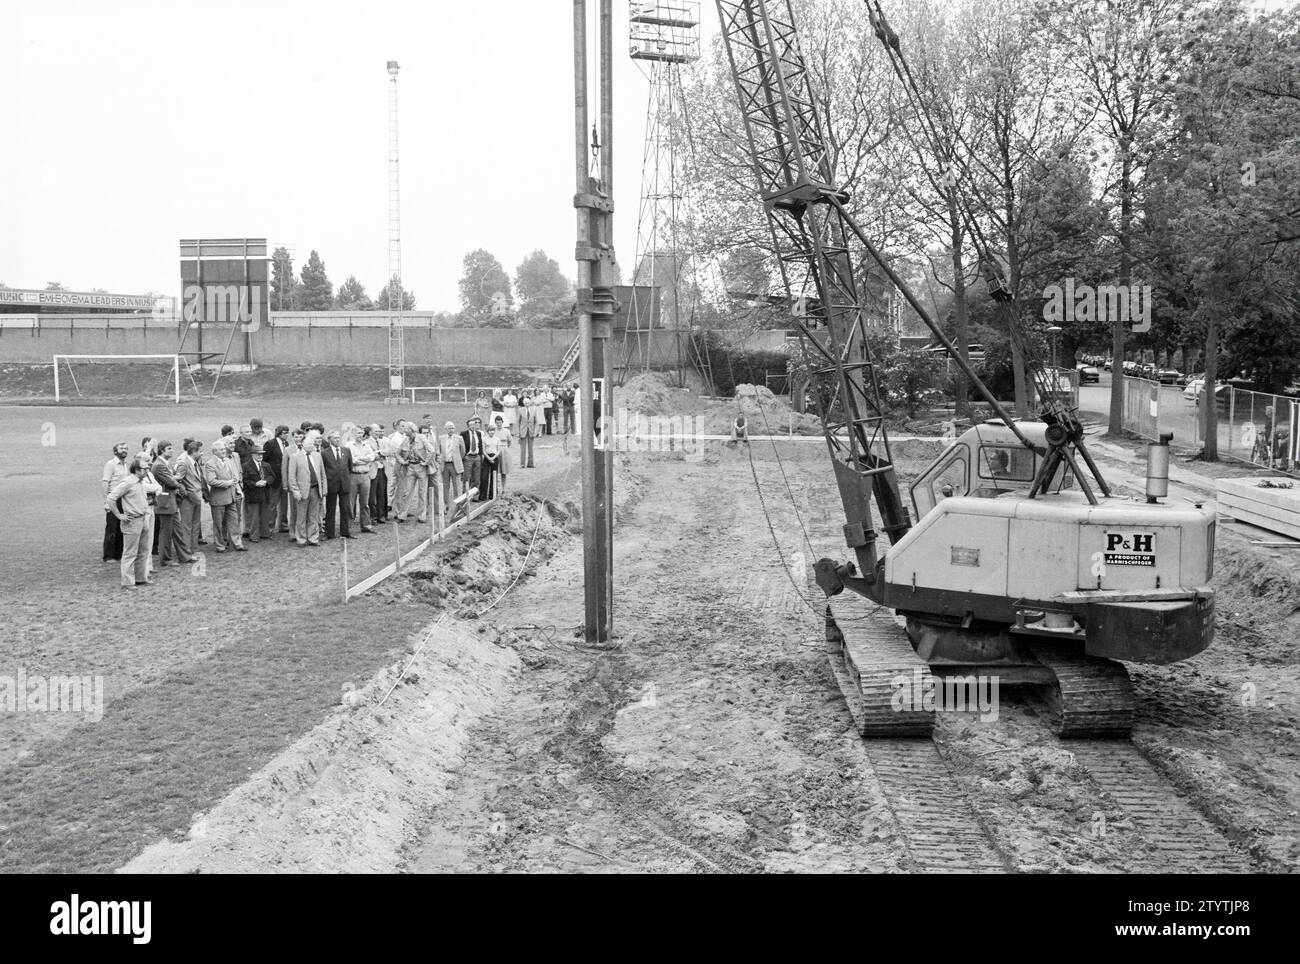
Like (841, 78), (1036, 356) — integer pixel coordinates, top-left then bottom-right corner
(298, 250), (333, 311)
(1057, 0), (1190, 434)
(376, 274), (417, 311)
(458, 249), (514, 327)
(1154, 0), (1300, 458)
(335, 275), (372, 310)
(270, 247), (299, 311)
(514, 250), (573, 328)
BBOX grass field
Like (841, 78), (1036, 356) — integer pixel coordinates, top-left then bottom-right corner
(0, 397), (576, 872)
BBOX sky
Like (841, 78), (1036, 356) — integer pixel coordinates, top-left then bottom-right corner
(0, 0), (718, 311)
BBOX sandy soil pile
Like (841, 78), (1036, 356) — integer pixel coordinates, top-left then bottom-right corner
(121, 615), (520, 873)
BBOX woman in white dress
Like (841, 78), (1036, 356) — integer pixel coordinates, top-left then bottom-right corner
(473, 389), (493, 427)
(502, 389), (519, 431)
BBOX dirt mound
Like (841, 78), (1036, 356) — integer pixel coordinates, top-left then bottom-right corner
(120, 615), (520, 873)
(619, 372), (675, 415)
(708, 383), (823, 436)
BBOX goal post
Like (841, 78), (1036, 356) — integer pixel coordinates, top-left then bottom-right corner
(52, 354), (182, 403)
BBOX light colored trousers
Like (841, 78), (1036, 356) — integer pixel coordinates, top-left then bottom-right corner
(294, 488), (322, 544)
(210, 501), (241, 550)
(400, 465), (428, 521)
(119, 514), (151, 587)
(350, 474), (372, 528)
(440, 461), (463, 513)
(177, 496), (202, 560)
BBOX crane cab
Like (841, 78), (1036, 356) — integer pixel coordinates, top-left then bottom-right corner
(910, 420), (1073, 519)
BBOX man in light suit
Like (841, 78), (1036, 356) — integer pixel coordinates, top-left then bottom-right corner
(287, 431), (325, 546)
(460, 417), (485, 503)
(518, 395), (541, 469)
(201, 439), (243, 552)
(438, 421), (466, 516)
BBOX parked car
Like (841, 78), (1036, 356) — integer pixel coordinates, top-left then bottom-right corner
(1182, 376), (1228, 402)
(1156, 368), (1183, 385)
(1103, 359), (1113, 371)
(1076, 362), (1100, 384)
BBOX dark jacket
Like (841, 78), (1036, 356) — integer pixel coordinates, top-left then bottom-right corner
(263, 438), (287, 481)
(241, 455), (277, 503)
(151, 457), (181, 515)
(460, 429), (484, 458)
(320, 442), (353, 486)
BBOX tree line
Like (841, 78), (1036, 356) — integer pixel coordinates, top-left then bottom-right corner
(673, 0), (1300, 459)
(269, 247), (577, 330)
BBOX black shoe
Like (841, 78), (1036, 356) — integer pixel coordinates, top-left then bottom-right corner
(234, 545), (248, 552)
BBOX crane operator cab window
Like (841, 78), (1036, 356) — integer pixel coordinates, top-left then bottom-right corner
(911, 447), (968, 518)
(974, 444), (1034, 496)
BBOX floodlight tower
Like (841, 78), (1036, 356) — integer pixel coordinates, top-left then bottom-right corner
(387, 60), (406, 400)
(621, 2), (701, 386)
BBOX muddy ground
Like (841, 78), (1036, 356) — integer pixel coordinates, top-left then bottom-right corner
(132, 431), (1297, 873)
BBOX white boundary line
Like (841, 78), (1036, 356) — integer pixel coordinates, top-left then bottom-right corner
(344, 497), (497, 601)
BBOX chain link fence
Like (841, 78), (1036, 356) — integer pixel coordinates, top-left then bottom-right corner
(1214, 388), (1299, 476)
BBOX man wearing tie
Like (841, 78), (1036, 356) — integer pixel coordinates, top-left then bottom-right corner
(460, 417), (485, 503)
(201, 439), (242, 552)
(241, 443), (277, 542)
(288, 431), (325, 546)
(439, 421), (466, 517)
(321, 429), (354, 539)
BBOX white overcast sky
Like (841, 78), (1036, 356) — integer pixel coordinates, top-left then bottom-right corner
(0, 1), (718, 311)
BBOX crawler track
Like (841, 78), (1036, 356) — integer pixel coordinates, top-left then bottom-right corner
(1068, 743), (1253, 872)
(865, 740), (1009, 872)
(825, 596), (933, 737)
(1029, 643), (1134, 738)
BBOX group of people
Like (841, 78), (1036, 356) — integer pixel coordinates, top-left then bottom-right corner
(101, 404), (549, 589)
(471, 383), (578, 440)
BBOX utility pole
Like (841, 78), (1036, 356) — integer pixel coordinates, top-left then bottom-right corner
(574, 0), (616, 643)
(387, 60), (406, 401)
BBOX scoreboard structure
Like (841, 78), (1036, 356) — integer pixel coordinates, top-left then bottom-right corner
(178, 237), (269, 369)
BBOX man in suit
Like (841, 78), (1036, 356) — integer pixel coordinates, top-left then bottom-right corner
(151, 441), (186, 566)
(321, 429), (353, 539)
(263, 425), (290, 534)
(173, 439), (204, 562)
(281, 428), (305, 533)
(438, 421), (467, 516)
(461, 417), (485, 503)
(287, 431), (325, 546)
(518, 395), (539, 469)
(201, 439), (243, 552)
(241, 443), (277, 542)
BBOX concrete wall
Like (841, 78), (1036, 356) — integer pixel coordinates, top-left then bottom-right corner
(0, 312), (791, 369)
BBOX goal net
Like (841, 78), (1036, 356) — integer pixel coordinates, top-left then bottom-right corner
(52, 354), (190, 404)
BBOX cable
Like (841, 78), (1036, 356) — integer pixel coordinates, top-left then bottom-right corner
(478, 500), (547, 616)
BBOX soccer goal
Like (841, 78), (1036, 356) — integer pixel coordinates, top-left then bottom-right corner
(52, 354), (186, 403)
